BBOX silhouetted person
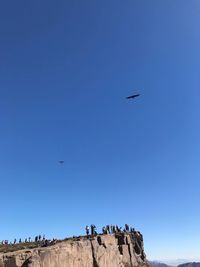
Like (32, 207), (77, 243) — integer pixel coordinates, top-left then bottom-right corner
(102, 226), (106, 234)
(90, 224), (94, 235)
(85, 225), (89, 236)
(110, 225), (113, 233)
(91, 224), (97, 235)
(125, 224), (129, 232)
(106, 225), (110, 234)
(93, 225), (97, 235)
(19, 238), (21, 243)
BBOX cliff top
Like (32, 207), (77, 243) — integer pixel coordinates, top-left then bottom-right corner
(0, 232), (147, 267)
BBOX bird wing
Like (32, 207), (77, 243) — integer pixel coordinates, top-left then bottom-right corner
(126, 94), (140, 99)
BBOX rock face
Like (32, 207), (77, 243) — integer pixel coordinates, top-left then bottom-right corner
(0, 232), (147, 267)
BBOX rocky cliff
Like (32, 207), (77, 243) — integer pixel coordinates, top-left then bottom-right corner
(0, 232), (147, 267)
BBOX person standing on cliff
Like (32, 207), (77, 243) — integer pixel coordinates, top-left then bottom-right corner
(106, 225), (110, 234)
(102, 226), (106, 234)
(125, 224), (130, 232)
(93, 225), (97, 235)
(110, 224), (113, 233)
(90, 224), (94, 235)
(85, 225), (89, 236)
(116, 225), (120, 232)
(91, 224), (97, 235)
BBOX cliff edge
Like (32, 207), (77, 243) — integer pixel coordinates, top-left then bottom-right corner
(0, 232), (147, 267)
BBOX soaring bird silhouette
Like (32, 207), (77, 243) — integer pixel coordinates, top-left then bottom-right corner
(126, 94), (140, 100)
(58, 160), (64, 164)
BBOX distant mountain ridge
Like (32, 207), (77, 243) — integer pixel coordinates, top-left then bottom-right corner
(178, 263), (200, 267)
(148, 260), (173, 267)
(148, 261), (200, 267)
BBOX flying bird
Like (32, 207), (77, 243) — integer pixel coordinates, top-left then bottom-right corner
(58, 160), (64, 164)
(126, 94), (140, 100)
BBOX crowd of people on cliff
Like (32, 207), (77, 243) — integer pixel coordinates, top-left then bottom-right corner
(85, 224), (137, 236)
(1, 235), (57, 247)
(0, 224), (142, 247)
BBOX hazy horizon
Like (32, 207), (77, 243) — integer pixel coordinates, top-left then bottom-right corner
(149, 258), (200, 266)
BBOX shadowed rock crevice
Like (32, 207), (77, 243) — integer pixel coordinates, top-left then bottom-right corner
(115, 233), (126, 256)
(21, 257), (31, 267)
(97, 236), (102, 246)
(141, 251), (145, 261)
(127, 243), (133, 267)
(124, 235), (133, 267)
(115, 233), (125, 245)
(90, 240), (99, 267)
(118, 245), (123, 255)
(134, 240), (141, 255)
(97, 236), (106, 249)
(4, 256), (17, 267)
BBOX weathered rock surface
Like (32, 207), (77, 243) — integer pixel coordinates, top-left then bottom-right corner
(0, 232), (147, 267)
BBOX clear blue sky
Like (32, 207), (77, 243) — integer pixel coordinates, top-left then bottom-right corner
(0, 0), (200, 262)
